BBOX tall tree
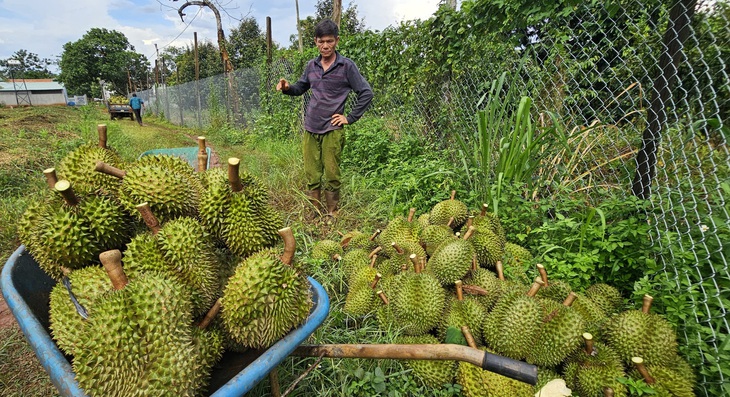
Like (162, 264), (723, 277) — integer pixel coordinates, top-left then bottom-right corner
(0, 50), (56, 80)
(166, 40), (225, 85)
(227, 16), (267, 69)
(57, 28), (148, 97)
(290, 0), (365, 48)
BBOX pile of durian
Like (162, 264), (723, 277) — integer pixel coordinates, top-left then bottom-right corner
(312, 191), (696, 397)
(18, 133), (313, 396)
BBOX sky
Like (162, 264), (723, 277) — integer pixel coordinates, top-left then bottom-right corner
(0, 0), (442, 69)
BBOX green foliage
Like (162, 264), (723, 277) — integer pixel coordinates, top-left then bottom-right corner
(58, 28), (149, 97)
(1, 49), (55, 79)
(346, 366), (464, 397)
(227, 16), (266, 70)
(617, 376), (657, 395)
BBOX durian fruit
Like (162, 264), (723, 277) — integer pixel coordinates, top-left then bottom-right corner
(602, 295), (679, 366)
(563, 333), (627, 397)
(18, 179), (133, 279)
(339, 229), (364, 248)
(420, 224), (454, 256)
(123, 204), (220, 317)
(339, 248), (371, 279)
(388, 240), (427, 266)
(429, 191), (469, 229)
(220, 227), (312, 349)
(629, 356), (696, 397)
(190, 299), (226, 395)
(472, 204), (506, 244)
(73, 250), (201, 396)
(396, 334), (457, 388)
(586, 283), (623, 315)
(311, 239), (343, 261)
(56, 128), (125, 196)
(427, 235), (475, 286)
(525, 292), (585, 367)
(374, 290), (397, 331)
(456, 348), (533, 397)
(462, 267), (502, 311)
(198, 159), (282, 257)
(571, 291), (609, 337)
(49, 266), (113, 356)
(344, 273), (382, 317)
(503, 241), (533, 268)
(346, 229), (380, 251)
(377, 209), (421, 257)
(438, 281), (487, 344)
(95, 154), (203, 223)
(390, 256), (446, 335)
(535, 264), (573, 303)
(482, 281), (543, 360)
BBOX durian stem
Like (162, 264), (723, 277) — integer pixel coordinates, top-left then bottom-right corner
(377, 290), (389, 305)
(632, 357), (655, 385)
(603, 387), (615, 397)
(462, 284), (489, 296)
(420, 256), (427, 272)
(227, 158), (243, 192)
(369, 254), (378, 268)
(537, 264), (549, 287)
(461, 325), (477, 348)
(409, 254), (419, 272)
(583, 333), (595, 355)
(291, 344), (538, 385)
(198, 298), (222, 329)
(527, 280), (543, 297)
(462, 225), (476, 240)
(95, 161), (126, 179)
(563, 292), (578, 307)
(455, 280), (464, 301)
(368, 246), (382, 258)
(43, 168), (58, 190)
(332, 253), (342, 262)
(481, 203), (488, 217)
(447, 217), (455, 228)
(97, 124), (107, 148)
(54, 180), (79, 206)
(369, 229), (381, 241)
(496, 261), (505, 281)
(135, 203), (161, 235)
(407, 208), (416, 223)
(278, 227), (296, 266)
(337, 231), (345, 237)
(450, 190), (456, 200)
(370, 273), (382, 290)
(466, 216), (473, 229)
(391, 242), (404, 255)
(99, 249), (128, 290)
(642, 295), (654, 314)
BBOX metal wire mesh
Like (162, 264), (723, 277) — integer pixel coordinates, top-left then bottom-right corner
(138, 0), (728, 393)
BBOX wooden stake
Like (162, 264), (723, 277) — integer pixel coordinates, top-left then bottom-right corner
(197, 136), (208, 171)
(55, 180), (79, 206)
(99, 249), (128, 290)
(228, 158), (243, 192)
(97, 124), (108, 148)
(95, 161), (126, 179)
(135, 203), (161, 235)
(198, 298), (222, 329)
(278, 227), (295, 266)
(43, 168), (58, 189)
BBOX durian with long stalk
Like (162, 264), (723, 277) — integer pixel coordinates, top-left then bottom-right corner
(563, 333), (628, 397)
(525, 291), (585, 367)
(430, 190), (469, 229)
(629, 356), (696, 397)
(390, 254), (447, 335)
(426, 228), (475, 285)
(438, 280), (488, 344)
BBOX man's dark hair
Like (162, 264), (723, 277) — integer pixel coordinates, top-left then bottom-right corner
(315, 18), (339, 38)
(132, 93), (137, 97)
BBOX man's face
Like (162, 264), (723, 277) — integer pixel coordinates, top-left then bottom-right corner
(315, 35), (338, 58)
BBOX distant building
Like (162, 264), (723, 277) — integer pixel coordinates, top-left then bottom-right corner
(0, 79), (69, 106)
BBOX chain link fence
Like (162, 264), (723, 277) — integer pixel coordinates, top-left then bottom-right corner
(142, 0), (728, 393)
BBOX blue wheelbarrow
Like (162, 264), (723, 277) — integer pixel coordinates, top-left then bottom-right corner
(1, 246), (330, 397)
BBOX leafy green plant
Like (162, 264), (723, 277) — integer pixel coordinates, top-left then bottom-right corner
(617, 376), (657, 395)
(348, 366), (387, 395)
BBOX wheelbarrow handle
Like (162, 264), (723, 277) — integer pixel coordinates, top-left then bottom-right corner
(291, 344), (538, 385)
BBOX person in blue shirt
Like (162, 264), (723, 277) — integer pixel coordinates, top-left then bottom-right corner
(129, 93), (144, 126)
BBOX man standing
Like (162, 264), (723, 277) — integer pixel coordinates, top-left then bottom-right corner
(277, 18), (373, 218)
(129, 93), (144, 126)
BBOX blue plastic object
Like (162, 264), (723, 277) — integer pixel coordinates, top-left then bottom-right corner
(139, 146), (213, 170)
(1, 245), (330, 397)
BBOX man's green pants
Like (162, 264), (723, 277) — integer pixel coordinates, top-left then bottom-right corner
(303, 129), (345, 192)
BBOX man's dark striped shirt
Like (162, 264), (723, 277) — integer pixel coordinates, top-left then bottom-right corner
(283, 52), (373, 134)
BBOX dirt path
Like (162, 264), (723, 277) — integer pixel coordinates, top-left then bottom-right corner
(0, 293), (16, 329)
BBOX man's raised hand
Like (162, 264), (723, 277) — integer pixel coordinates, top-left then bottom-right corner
(276, 78), (289, 92)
